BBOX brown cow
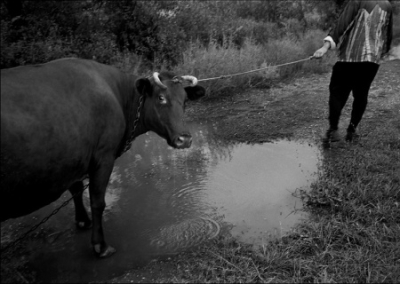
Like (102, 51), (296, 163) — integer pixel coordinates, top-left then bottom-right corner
(1, 58), (205, 257)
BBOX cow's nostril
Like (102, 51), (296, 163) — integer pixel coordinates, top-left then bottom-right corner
(174, 134), (192, 148)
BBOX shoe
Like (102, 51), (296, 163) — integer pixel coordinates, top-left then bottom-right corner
(345, 130), (360, 142)
(345, 123), (359, 142)
(322, 129), (340, 144)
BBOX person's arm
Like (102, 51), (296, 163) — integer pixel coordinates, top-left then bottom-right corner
(385, 9), (393, 55)
(313, 41), (331, 58)
(327, 0), (360, 48)
(313, 0), (360, 58)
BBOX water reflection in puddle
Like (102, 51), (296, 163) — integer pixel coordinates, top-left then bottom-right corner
(203, 140), (318, 244)
(1, 122), (321, 283)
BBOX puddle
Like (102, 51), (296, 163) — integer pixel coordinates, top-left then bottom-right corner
(202, 140), (319, 244)
(1, 122), (321, 283)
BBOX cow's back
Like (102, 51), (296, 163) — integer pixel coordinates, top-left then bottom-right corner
(1, 59), (128, 219)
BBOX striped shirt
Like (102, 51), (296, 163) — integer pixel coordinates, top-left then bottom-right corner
(324, 0), (393, 63)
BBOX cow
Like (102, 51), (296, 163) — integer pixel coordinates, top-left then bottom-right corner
(1, 58), (205, 257)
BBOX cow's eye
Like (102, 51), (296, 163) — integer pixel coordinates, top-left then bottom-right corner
(158, 95), (167, 104)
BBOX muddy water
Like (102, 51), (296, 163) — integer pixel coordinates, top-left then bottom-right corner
(1, 122), (320, 283)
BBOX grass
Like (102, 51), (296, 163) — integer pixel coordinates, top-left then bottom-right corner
(145, 107), (399, 283)
(171, 29), (336, 97)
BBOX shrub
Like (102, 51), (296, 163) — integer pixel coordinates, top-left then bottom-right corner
(0, 1), (338, 92)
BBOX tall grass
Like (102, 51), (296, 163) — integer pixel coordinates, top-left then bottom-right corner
(172, 29), (336, 97)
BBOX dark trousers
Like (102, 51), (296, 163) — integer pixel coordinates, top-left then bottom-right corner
(328, 62), (379, 132)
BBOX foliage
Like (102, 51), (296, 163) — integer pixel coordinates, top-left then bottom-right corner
(0, 0), (347, 70)
(1, 0), (398, 90)
(1, 1), (119, 67)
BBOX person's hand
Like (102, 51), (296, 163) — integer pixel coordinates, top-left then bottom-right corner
(313, 46), (329, 58)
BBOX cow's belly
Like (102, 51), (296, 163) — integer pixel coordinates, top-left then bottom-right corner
(0, 142), (90, 221)
(1, 180), (70, 221)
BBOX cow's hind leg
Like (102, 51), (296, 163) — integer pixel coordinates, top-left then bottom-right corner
(69, 181), (92, 230)
(89, 158), (116, 258)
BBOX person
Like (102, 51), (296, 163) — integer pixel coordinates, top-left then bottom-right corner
(313, 0), (393, 143)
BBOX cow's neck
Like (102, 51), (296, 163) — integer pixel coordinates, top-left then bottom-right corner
(122, 86), (146, 154)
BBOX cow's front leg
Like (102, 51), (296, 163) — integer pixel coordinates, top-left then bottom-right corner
(89, 159), (116, 258)
(69, 181), (92, 230)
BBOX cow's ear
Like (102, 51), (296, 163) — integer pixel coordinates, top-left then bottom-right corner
(185, 85), (206, 101)
(136, 78), (152, 96)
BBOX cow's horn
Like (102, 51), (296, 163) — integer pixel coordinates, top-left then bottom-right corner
(153, 72), (167, 89)
(181, 75), (198, 86)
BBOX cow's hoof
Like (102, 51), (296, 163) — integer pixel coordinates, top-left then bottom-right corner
(75, 220), (92, 230)
(93, 244), (116, 258)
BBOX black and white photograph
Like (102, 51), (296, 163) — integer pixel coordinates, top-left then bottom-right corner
(1, 1), (399, 283)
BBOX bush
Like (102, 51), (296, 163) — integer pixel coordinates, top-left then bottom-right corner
(1, 0), (339, 89)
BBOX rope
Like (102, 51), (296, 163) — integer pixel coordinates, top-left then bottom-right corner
(197, 56), (314, 83)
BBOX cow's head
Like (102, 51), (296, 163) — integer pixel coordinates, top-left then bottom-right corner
(136, 71), (205, 149)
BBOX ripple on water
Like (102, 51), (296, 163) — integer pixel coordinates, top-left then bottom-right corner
(145, 217), (220, 255)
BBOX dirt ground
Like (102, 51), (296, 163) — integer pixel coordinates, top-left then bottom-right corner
(187, 55), (400, 144)
(1, 52), (399, 283)
(108, 55), (400, 283)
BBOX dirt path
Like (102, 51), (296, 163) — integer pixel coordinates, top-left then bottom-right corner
(187, 57), (399, 146)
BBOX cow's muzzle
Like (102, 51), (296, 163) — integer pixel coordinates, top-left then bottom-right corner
(172, 133), (192, 149)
